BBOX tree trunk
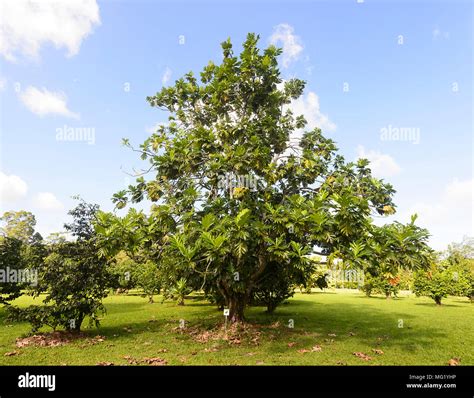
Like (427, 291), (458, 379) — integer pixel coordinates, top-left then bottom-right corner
(71, 314), (84, 332)
(385, 291), (391, 299)
(435, 296), (442, 305)
(266, 303), (277, 314)
(228, 295), (246, 323)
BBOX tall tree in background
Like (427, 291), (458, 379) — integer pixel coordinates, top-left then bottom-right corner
(0, 211), (37, 243)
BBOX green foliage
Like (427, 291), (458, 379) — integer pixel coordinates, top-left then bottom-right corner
(413, 265), (452, 305)
(112, 33), (433, 322)
(0, 237), (25, 304)
(252, 261), (297, 313)
(134, 261), (161, 303)
(109, 251), (137, 291)
(8, 202), (111, 332)
(0, 215), (46, 305)
(361, 272), (400, 298)
(0, 211), (36, 243)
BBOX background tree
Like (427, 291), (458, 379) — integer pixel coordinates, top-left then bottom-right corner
(8, 200), (111, 332)
(0, 211), (45, 305)
(0, 236), (24, 304)
(0, 211), (36, 243)
(113, 34), (432, 323)
(413, 239), (474, 305)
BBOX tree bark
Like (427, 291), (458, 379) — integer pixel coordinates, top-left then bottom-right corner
(228, 294), (246, 323)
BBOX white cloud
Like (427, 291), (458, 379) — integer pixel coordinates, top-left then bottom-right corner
(269, 23), (303, 68)
(400, 178), (473, 250)
(356, 145), (401, 178)
(0, 77), (6, 91)
(287, 91), (336, 133)
(162, 67), (172, 85)
(0, 172), (28, 203)
(33, 192), (63, 211)
(19, 86), (79, 119)
(0, 0), (100, 61)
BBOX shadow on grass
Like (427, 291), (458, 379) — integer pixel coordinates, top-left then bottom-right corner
(0, 293), (452, 357)
(242, 298), (448, 355)
(413, 302), (463, 308)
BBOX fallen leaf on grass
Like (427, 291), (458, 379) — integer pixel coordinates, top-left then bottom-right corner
(353, 352), (372, 361)
(287, 342), (296, 347)
(123, 355), (138, 365)
(229, 338), (241, 345)
(349, 332), (356, 337)
(256, 360), (264, 365)
(372, 349), (384, 355)
(311, 345), (322, 352)
(16, 332), (83, 348)
(203, 347), (219, 353)
(297, 349), (311, 354)
(324, 339), (334, 344)
(328, 333), (337, 337)
(336, 361), (347, 366)
(143, 357), (167, 366)
(4, 351), (19, 356)
(96, 362), (114, 366)
(448, 358), (460, 366)
(246, 352), (256, 356)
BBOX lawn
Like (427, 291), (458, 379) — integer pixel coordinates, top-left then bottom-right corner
(0, 290), (472, 366)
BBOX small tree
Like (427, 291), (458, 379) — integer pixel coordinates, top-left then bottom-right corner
(134, 261), (161, 303)
(109, 251), (137, 293)
(413, 265), (452, 305)
(8, 201), (111, 332)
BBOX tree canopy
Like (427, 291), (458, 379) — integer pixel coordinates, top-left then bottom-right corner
(100, 33), (433, 322)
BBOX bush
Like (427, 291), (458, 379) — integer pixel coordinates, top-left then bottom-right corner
(109, 251), (137, 292)
(134, 260), (161, 303)
(413, 266), (452, 305)
(8, 241), (111, 332)
(361, 272), (400, 298)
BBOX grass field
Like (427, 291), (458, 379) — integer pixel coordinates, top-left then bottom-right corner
(1, 290), (472, 366)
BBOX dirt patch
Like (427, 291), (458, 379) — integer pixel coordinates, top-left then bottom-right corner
(176, 322), (263, 346)
(15, 331), (106, 348)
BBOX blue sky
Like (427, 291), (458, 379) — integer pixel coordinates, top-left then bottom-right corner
(0, 0), (472, 250)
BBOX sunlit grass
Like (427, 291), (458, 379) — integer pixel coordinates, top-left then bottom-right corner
(1, 290), (472, 365)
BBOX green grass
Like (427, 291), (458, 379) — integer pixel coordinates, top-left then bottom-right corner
(0, 290), (472, 366)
